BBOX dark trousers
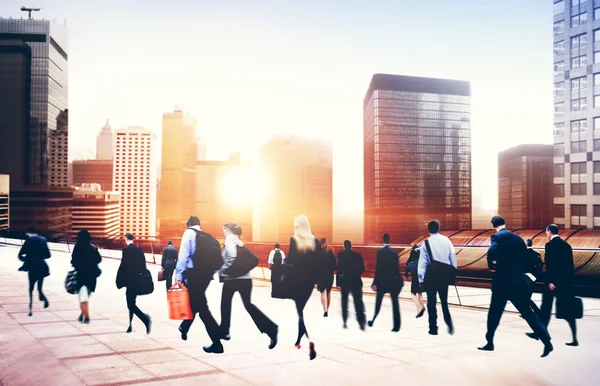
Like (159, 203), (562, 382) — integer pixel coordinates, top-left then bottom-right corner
(294, 290), (313, 345)
(485, 289), (551, 345)
(426, 284), (452, 333)
(341, 285), (366, 327)
(539, 287), (577, 341)
(126, 289), (150, 326)
(164, 268), (174, 291)
(182, 276), (221, 345)
(220, 279), (277, 336)
(371, 288), (401, 330)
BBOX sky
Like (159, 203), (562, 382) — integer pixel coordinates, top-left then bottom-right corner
(0, 0), (554, 228)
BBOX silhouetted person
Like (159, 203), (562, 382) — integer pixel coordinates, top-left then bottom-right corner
(71, 230), (102, 323)
(418, 220), (457, 335)
(116, 233), (152, 334)
(523, 239), (543, 315)
(337, 240), (366, 330)
(526, 225), (578, 347)
(478, 216), (553, 358)
(405, 245), (425, 318)
(368, 234), (403, 332)
(268, 243), (285, 269)
(286, 215), (320, 360)
(161, 240), (178, 290)
(18, 228), (51, 316)
(175, 216), (224, 354)
(317, 238), (337, 317)
(218, 222), (278, 349)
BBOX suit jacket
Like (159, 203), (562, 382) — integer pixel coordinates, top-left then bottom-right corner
(337, 249), (365, 288)
(544, 237), (574, 294)
(161, 245), (178, 269)
(372, 245), (402, 292)
(18, 234), (51, 276)
(116, 244), (147, 289)
(487, 228), (529, 293)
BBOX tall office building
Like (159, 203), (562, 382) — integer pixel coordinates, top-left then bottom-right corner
(363, 74), (471, 244)
(113, 127), (156, 237)
(0, 175), (8, 231)
(96, 119), (113, 160)
(72, 184), (120, 239)
(259, 136), (333, 242)
(158, 109), (197, 238)
(498, 144), (554, 229)
(552, 1), (600, 229)
(72, 159), (113, 191)
(196, 153), (253, 240)
(0, 18), (72, 236)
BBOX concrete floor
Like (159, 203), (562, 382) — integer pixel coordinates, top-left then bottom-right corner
(0, 244), (598, 385)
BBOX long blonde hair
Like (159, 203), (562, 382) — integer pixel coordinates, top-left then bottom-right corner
(293, 215), (316, 253)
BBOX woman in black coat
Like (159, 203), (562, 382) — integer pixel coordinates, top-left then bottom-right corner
(317, 238), (337, 317)
(71, 230), (102, 323)
(405, 245), (425, 318)
(286, 215), (321, 360)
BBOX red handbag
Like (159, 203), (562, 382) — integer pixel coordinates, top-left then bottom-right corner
(168, 284), (193, 320)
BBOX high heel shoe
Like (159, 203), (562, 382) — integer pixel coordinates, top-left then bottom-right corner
(126, 325), (132, 333)
(309, 342), (317, 360)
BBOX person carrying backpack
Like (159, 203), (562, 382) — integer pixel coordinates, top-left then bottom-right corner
(268, 244), (285, 269)
(405, 245), (425, 318)
(175, 216), (224, 354)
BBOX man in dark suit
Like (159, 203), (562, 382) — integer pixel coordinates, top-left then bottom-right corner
(116, 233), (152, 334)
(161, 240), (178, 290)
(478, 216), (553, 358)
(526, 224), (578, 346)
(18, 228), (51, 316)
(368, 234), (403, 332)
(337, 240), (366, 330)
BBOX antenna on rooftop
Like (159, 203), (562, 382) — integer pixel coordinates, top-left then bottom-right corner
(21, 6), (42, 20)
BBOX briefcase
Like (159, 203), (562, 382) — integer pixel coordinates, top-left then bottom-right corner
(157, 269), (165, 282)
(168, 284), (193, 320)
(556, 296), (583, 320)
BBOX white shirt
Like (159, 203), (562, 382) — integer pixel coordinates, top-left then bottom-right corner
(418, 233), (457, 283)
(268, 249), (285, 264)
(175, 225), (201, 281)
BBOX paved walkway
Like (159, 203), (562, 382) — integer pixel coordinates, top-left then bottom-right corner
(0, 244), (598, 386)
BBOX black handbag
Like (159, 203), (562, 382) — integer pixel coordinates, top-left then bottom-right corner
(271, 264), (295, 299)
(556, 296), (583, 320)
(135, 269), (154, 295)
(65, 270), (79, 295)
(423, 240), (457, 288)
(225, 246), (259, 278)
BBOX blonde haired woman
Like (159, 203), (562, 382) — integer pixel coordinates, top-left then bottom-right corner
(286, 215), (321, 360)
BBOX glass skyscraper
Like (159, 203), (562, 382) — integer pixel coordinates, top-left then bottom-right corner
(552, 1), (600, 229)
(363, 74), (471, 244)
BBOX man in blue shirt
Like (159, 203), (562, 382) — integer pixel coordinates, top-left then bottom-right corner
(418, 220), (457, 336)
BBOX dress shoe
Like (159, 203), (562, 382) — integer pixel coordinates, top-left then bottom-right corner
(268, 328), (278, 350)
(126, 325), (132, 333)
(428, 330), (438, 336)
(360, 324), (366, 331)
(77, 313), (84, 323)
(203, 344), (224, 354)
(416, 307), (425, 319)
(478, 343), (494, 351)
(145, 316), (152, 335)
(82, 317), (90, 324)
(178, 326), (187, 341)
(323, 312), (328, 317)
(448, 325), (455, 336)
(309, 342), (317, 360)
(541, 343), (554, 358)
(43, 299), (49, 309)
(525, 332), (539, 341)
(367, 320), (374, 327)
(222, 334), (231, 341)
(343, 323), (348, 329)
(566, 341), (579, 347)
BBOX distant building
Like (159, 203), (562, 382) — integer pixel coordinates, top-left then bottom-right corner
(158, 109), (197, 239)
(113, 127), (156, 237)
(72, 184), (120, 239)
(498, 144), (554, 230)
(196, 154), (253, 240)
(198, 140), (207, 161)
(259, 136), (333, 242)
(0, 19), (71, 237)
(0, 175), (8, 231)
(471, 206), (497, 230)
(72, 160), (113, 191)
(363, 73), (471, 244)
(96, 119), (113, 160)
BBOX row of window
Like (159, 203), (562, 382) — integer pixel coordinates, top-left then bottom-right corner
(553, 95), (600, 114)
(553, 1), (592, 18)
(554, 161), (600, 176)
(554, 182), (600, 196)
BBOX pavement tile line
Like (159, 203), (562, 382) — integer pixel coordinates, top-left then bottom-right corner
(60, 347), (172, 362)
(94, 369), (223, 386)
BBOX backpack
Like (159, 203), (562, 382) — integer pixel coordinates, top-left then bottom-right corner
(190, 229), (223, 274)
(273, 249), (282, 265)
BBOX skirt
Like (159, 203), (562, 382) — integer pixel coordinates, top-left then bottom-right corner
(318, 279), (334, 294)
(410, 275), (422, 295)
(78, 285), (93, 303)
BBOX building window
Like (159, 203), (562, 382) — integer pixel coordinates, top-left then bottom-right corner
(595, 139), (600, 151)
(572, 183), (587, 195)
(554, 61), (565, 75)
(595, 161), (600, 173)
(555, 102), (565, 117)
(554, 143), (565, 157)
(572, 162), (587, 175)
(572, 140), (587, 153)
(554, 40), (565, 56)
(555, 183), (565, 198)
(555, 164), (565, 177)
(554, 20), (565, 35)
(554, 122), (565, 137)
(572, 10), (588, 28)
(572, 205), (587, 226)
(554, 81), (564, 97)
(571, 119), (588, 138)
(594, 205), (600, 217)
(554, 1), (565, 16)
(571, 77), (588, 110)
(596, 6), (600, 20)
(554, 204), (566, 218)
